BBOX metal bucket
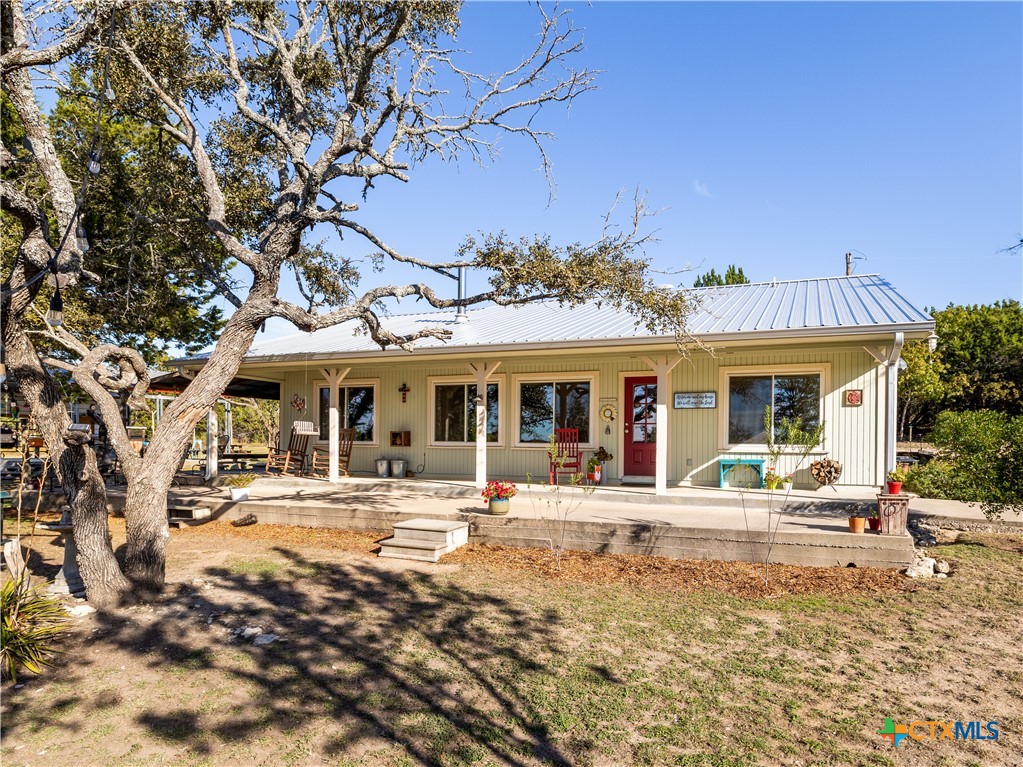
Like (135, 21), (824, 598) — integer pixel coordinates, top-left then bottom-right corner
(390, 459), (408, 478)
(375, 459), (390, 478)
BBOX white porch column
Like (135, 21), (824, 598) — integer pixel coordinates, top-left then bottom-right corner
(320, 367), (351, 483)
(644, 355), (683, 496)
(468, 361), (502, 489)
(204, 408), (218, 481)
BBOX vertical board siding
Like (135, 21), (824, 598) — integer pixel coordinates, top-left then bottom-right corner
(265, 346), (883, 487)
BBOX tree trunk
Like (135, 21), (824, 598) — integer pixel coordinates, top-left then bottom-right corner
(1, 323), (132, 607)
(122, 475), (172, 599)
(58, 443), (135, 607)
(121, 299), (267, 593)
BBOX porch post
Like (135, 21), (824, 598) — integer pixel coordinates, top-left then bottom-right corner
(204, 407), (218, 481)
(468, 361), (501, 489)
(645, 355), (683, 496)
(321, 367), (351, 483)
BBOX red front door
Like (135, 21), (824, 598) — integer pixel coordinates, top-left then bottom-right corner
(624, 376), (657, 476)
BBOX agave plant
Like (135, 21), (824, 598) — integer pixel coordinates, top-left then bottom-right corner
(1, 578), (69, 683)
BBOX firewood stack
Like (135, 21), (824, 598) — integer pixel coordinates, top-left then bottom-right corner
(810, 459), (843, 486)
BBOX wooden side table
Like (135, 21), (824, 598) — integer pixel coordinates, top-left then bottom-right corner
(876, 493), (909, 535)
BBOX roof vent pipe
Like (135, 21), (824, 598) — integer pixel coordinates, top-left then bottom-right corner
(454, 266), (468, 324)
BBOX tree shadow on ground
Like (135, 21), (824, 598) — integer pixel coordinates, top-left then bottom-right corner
(6, 546), (575, 766)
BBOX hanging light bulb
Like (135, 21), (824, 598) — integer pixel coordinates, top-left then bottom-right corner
(46, 285), (64, 327)
(87, 150), (101, 174)
(103, 73), (115, 102)
(75, 224), (90, 254)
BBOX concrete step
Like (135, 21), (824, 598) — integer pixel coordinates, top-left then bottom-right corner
(378, 537), (451, 563)
(379, 518), (470, 562)
(168, 505), (210, 520)
(392, 518), (469, 547)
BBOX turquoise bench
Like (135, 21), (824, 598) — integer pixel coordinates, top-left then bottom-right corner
(719, 457), (766, 489)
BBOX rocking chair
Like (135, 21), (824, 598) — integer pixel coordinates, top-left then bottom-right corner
(548, 428), (582, 484)
(309, 428), (356, 479)
(265, 420), (317, 476)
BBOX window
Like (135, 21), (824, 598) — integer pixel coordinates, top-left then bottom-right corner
(727, 373), (821, 444)
(433, 383), (500, 444)
(518, 380), (591, 444)
(317, 384), (375, 442)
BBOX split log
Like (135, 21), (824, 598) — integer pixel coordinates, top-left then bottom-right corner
(810, 459), (843, 486)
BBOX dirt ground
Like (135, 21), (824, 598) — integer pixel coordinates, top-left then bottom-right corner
(1, 516), (1020, 767)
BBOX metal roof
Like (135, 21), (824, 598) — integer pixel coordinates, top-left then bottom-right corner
(186, 274), (934, 363)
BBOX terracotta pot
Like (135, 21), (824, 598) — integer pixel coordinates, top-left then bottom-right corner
(488, 498), (510, 515)
(886, 481), (903, 495)
(848, 516), (866, 534)
(868, 517), (881, 531)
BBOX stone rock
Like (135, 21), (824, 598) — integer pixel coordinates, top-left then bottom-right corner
(65, 604), (97, 617)
(935, 573), (948, 579)
(240, 626), (263, 639)
(252, 633), (279, 646)
(935, 560), (951, 574)
(905, 557), (936, 579)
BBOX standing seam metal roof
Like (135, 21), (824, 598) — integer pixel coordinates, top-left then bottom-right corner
(201, 274), (933, 362)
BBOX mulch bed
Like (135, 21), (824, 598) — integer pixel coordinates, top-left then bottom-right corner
(174, 521), (910, 598)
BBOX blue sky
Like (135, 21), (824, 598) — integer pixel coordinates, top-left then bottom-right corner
(257, 1), (1022, 335)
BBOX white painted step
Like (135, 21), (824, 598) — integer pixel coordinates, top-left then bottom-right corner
(379, 518), (469, 562)
(391, 518), (469, 547)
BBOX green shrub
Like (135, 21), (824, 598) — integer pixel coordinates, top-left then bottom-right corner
(911, 410), (1023, 520)
(0, 578), (69, 682)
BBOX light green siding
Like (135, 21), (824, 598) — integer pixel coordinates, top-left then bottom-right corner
(255, 344), (885, 487)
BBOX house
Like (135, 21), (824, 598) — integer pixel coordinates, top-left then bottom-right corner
(173, 274), (936, 494)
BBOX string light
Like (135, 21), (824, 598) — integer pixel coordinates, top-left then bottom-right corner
(46, 284), (64, 327)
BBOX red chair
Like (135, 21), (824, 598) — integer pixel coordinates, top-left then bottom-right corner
(549, 428), (582, 484)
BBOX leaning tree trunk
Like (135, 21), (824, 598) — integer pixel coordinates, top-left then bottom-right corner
(121, 303), (266, 594)
(1, 324), (132, 607)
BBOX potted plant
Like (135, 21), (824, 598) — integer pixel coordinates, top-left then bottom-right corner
(225, 472), (257, 501)
(868, 505), (881, 532)
(886, 468), (907, 495)
(592, 447), (613, 485)
(848, 513), (866, 534)
(764, 469), (781, 491)
(482, 480), (517, 515)
(781, 474), (794, 489)
(585, 455), (602, 484)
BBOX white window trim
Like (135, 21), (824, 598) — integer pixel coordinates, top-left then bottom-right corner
(511, 371), (600, 449)
(717, 363), (830, 452)
(312, 378), (380, 448)
(427, 374), (506, 448)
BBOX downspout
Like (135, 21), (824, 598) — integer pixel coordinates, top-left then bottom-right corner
(884, 332), (904, 480)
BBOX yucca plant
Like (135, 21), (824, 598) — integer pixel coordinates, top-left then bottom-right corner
(1, 578), (69, 683)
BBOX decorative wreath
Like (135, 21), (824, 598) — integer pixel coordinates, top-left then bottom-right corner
(599, 403), (618, 423)
(291, 394), (306, 412)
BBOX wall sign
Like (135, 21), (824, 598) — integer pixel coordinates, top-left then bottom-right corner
(674, 392), (716, 409)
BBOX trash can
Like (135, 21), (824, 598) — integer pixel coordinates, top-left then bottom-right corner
(390, 459), (408, 478)
(375, 458), (390, 478)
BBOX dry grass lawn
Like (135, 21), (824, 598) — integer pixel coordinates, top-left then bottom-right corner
(1, 516), (1020, 767)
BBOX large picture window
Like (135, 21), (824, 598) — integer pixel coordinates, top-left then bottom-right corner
(727, 373), (821, 445)
(317, 385), (375, 442)
(433, 383), (500, 444)
(518, 380), (591, 444)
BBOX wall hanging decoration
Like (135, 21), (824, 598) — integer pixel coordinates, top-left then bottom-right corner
(843, 389), (863, 407)
(398, 383), (411, 403)
(291, 394), (306, 412)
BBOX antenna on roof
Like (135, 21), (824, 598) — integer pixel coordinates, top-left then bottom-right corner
(845, 250), (867, 276)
